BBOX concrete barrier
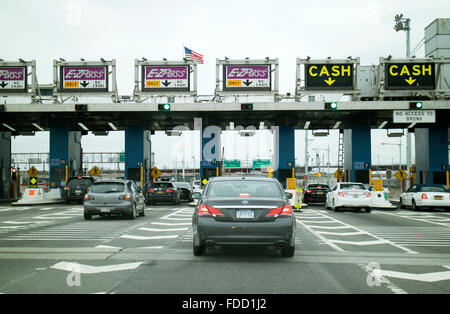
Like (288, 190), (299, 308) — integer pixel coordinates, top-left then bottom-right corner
(371, 189), (397, 209)
(13, 188), (64, 205)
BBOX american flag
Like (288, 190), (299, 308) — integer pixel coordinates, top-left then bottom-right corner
(184, 47), (204, 64)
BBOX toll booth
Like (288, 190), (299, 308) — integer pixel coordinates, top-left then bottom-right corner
(49, 127), (82, 190)
(125, 126), (151, 192)
(200, 125), (222, 184)
(272, 126), (295, 188)
(343, 126), (371, 184)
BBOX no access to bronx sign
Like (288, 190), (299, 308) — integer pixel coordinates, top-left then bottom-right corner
(393, 110), (436, 123)
(0, 67), (27, 92)
(223, 65), (271, 91)
(60, 66), (108, 92)
(142, 65), (190, 91)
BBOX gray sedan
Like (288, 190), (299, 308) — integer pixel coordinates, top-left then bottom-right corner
(192, 176), (296, 257)
(83, 179), (146, 220)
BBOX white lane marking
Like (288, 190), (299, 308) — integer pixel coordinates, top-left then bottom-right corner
(161, 217), (192, 221)
(316, 231), (367, 236)
(379, 268), (450, 283)
(375, 210), (450, 227)
(151, 222), (191, 226)
(295, 218), (344, 252)
(329, 239), (389, 246)
(308, 225), (355, 230)
(94, 245), (122, 249)
(139, 227), (189, 232)
(50, 261), (144, 274)
(136, 246), (164, 249)
(120, 235), (178, 240)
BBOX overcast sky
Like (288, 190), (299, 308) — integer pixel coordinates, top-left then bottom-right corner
(4, 0), (449, 168)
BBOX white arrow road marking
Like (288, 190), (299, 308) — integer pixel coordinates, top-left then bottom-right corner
(2, 220), (51, 225)
(316, 231), (367, 236)
(120, 235), (178, 240)
(50, 261), (144, 274)
(329, 239), (389, 246)
(380, 267), (450, 283)
(94, 245), (122, 249)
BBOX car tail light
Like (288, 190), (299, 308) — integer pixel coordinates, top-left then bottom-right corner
(421, 193), (428, 200)
(124, 194), (131, 200)
(267, 205), (292, 217)
(84, 194), (94, 200)
(64, 186), (70, 191)
(198, 204), (224, 217)
(148, 189), (155, 193)
(87, 186), (91, 191)
(338, 192), (345, 197)
(365, 192), (372, 198)
(239, 193), (250, 197)
(306, 189), (312, 194)
(166, 189), (174, 193)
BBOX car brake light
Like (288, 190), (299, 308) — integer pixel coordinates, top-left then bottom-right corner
(338, 192), (345, 197)
(366, 192), (372, 198)
(124, 194), (131, 200)
(239, 193), (250, 197)
(267, 205), (292, 217)
(148, 189), (155, 193)
(166, 189), (174, 193)
(87, 186), (91, 191)
(198, 204), (224, 217)
(64, 186), (70, 191)
(84, 194), (94, 200)
(421, 193), (428, 200)
(306, 189), (312, 193)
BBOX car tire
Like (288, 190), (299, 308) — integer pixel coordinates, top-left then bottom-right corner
(412, 199), (419, 211)
(365, 207), (372, 213)
(193, 243), (204, 256)
(400, 198), (405, 209)
(84, 213), (92, 220)
(139, 206), (145, 217)
(281, 246), (295, 257)
(129, 204), (136, 220)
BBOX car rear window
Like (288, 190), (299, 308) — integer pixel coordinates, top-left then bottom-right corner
(340, 184), (367, 191)
(152, 183), (175, 189)
(91, 182), (124, 193)
(420, 186), (446, 192)
(207, 180), (282, 198)
(67, 178), (93, 187)
(307, 184), (330, 189)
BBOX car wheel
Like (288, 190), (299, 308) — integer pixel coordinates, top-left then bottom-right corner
(193, 242), (204, 256)
(84, 213), (92, 220)
(332, 200), (339, 212)
(411, 199), (418, 211)
(129, 203), (136, 220)
(281, 246), (295, 257)
(400, 198), (405, 209)
(365, 207), (372, 213)
(139, 207), (145, 217)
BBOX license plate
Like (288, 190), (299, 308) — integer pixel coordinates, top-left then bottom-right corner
(75, 190), (82, 195)
(100, 207), (110, 213)
(353, 194), (360, 198)
(317, 192), (323, 195)
(157, 191), (163, 194)
(236, 209), (254, 219)
(435, 196), (443, 200)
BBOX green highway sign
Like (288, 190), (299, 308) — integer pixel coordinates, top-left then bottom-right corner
(224, 160), (241, 168)
(252, 159), (271, 169)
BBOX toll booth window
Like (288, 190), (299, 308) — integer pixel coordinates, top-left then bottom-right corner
(432, 171), (446, 185)
(127, 168), (141, 181)
(51, 167), (66, 181)
(278, 169), (292, 186)
(355, 170), (369, 184)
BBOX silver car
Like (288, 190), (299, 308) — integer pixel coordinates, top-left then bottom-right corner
(83, 179), (146, 220)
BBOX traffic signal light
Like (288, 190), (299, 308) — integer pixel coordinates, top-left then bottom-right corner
(409, 102), (423, 110)
(75, 104), (88, 111)
(158, 104), (171, 111)
(241, 103), (253, 110)
(325, 102), (338, 110)
(11, 168), (17, 180)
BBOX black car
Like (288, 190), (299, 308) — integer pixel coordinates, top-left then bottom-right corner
(303, 183), (330, 204)
(192, 176), (296, 257)
(64, 176), (96, 204)
(146, 182), (181, 205)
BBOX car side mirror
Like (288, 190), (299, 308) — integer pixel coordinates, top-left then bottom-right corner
(192, 192), (201, 200)
(285, 192), (293, 200)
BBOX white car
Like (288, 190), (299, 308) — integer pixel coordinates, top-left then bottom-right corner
(399, 184), (450, 211)
(326, 182), (372, 213)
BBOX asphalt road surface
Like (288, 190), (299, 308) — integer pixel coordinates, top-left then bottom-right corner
(0, 201), (449, 294)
